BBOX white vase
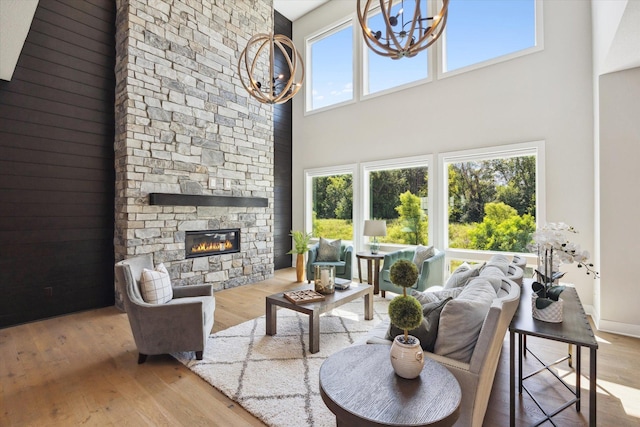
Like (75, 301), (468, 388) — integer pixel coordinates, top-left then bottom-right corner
(532, 293), (564, 323)
(390, 335), (424, 379)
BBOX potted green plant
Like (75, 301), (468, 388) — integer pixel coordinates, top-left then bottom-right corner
(287, 230), (312, 282)
(387, 259), (424, 379)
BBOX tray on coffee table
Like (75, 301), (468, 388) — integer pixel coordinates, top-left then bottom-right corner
(283, 289), (326, 304)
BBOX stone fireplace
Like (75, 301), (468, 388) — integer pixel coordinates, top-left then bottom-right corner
(113, 0), (275, 292)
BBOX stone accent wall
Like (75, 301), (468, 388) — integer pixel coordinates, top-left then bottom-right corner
(114, 0), (274, 291)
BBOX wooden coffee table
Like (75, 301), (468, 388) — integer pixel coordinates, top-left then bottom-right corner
(320, 344), (461, 427)
(265, 282), (373, 354)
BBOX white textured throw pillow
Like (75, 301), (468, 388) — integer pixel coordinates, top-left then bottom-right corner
(412, 245), (435, 273)
(140, 263), (173, 304)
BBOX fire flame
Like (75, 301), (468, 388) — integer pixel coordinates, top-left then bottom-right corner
(191, 240), (233, 253)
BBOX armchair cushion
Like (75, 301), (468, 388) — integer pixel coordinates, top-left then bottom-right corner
(412, 245), (434, 273)
(316, 237), (341, 262)
(140, 263), (173, 304)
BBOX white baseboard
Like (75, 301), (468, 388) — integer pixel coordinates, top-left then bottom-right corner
(595, 319), (640, 339)
(588, 304), (640, 338)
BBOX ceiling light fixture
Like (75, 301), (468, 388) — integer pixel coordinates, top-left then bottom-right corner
(357, 0), (449, 59)
(237, 30), (304, 104)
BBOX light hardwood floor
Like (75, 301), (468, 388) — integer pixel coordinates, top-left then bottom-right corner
(1, 268), (639, 426)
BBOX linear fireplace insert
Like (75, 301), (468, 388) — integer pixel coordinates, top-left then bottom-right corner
(185, 229), (241, 258)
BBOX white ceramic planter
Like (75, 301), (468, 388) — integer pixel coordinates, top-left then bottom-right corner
(390, 335), (424, 379)
(532, 293), (564, 323)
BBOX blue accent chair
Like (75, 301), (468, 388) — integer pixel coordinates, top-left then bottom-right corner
(306, 243), (354, 283)
(379, 248), (445, 296)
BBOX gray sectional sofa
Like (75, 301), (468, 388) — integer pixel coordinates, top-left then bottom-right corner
(366, 255), (523, 427)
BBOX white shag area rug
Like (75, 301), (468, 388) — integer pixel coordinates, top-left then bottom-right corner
(173, 295), (390, 427)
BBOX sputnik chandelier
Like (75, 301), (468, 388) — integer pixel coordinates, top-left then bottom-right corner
(237, 31), (304, 105)
(357, 0), (449, 59)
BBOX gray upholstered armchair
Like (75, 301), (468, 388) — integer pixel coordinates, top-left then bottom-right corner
(114, 254), (215, 364)
(306, 242), (354, 283)
(379, 248), (445, 297)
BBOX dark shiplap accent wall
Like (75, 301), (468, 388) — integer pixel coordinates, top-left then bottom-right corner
(273, 11), (293, 270)
(0, 0), (116, 327)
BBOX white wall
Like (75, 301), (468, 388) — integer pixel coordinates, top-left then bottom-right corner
(592, 0), (640, 75)
(292, 1), (597, 307)
(0, 0), (39, 80)
(597, 68), (640, 336)
(592, 1), (640, 337)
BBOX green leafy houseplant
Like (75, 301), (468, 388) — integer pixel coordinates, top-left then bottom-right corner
(287, 230), (312, 282)
(529, 223), (599, 310)
(287, 230), (312, 255)
(388, 259), (422, 343)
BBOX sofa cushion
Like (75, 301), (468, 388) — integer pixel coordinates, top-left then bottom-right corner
(316, 238), (341, 262)
(444, 262), (480, 289)
(412, 245), (435, 273)
(468, 275), (503, 294)
(482, 254), (511, 274)
(434, 279), (496, 363)
(140, 263), (173, 304)
(410, 287), (463, 305)
(386, 297), (451, 351)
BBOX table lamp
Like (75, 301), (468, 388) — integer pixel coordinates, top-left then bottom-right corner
(363, 220), (387, 254)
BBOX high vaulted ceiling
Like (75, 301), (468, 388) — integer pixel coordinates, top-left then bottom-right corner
(274, 0), (329, 21)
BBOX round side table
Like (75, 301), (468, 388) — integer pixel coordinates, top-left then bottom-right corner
(320, 344), (461, 427)
(356, 251), (385, 295)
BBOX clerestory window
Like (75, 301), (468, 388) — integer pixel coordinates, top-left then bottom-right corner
(442, 0), (541, 75)
(306, 20), (354, 113)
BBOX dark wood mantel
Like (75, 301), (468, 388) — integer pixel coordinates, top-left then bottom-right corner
(149, 193), (269, 208)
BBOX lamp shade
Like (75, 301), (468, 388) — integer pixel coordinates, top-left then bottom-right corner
(363, 220), (387, 237)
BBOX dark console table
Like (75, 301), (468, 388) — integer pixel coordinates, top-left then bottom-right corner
(509, 279), (598, 426)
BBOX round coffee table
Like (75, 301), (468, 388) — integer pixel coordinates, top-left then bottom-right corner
(319, 344), (461, 427)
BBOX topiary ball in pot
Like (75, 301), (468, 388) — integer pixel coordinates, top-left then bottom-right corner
(388, 259), (424, 379)
(389, 295), (423, 344)
(388, 259), (421, 343)
(390, 259), (419, 292)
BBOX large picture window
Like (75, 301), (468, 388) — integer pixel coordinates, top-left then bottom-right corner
(306, 21), (354, 112)
(441, 142), (544, 263)
(363, 156), (432, 250)
(305, 166), (356, 241)
(302, 144), (542, 272)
